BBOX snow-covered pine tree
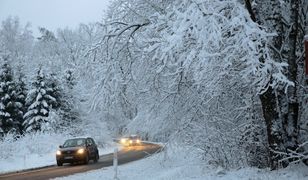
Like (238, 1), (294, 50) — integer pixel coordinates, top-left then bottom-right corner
(46, 73), (62, 110)
(0, 62), (20, 134)
(13, 66), (27, 134)
(23, 67), (56, 132)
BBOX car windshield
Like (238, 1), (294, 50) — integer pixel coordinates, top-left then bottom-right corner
(63, 138), (85, 148)
(129, 135), (139, 140)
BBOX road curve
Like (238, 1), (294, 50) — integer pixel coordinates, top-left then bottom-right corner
(0, 143), (162, 180)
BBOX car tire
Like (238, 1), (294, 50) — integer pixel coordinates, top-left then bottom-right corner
(94, 152), (99, 163)
(84, 154), (89, 164)
(57, 160), (63, 166)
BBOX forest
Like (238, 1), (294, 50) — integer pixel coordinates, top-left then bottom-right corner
(0, 0), (308, 171)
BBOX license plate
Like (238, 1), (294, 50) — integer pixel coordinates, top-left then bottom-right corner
(64, 156), (73, 159)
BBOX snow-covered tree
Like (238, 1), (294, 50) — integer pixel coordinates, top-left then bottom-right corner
(13, 66), (27, 134)
(84, 0), (292, 168)
(59, 69), (80, 129)
(46, 73), (62, 110)
(37, 27), (57, 42)
(0, 61), (21, 134)
(33, 27), (62, 75)
(46, 71), (80, 130)
(0, 16), (33, 66)
(23, 67), (56, 132)
(245, 0), (308, 169)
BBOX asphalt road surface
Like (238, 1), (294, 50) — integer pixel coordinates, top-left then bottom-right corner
(0, 143), (161, 180)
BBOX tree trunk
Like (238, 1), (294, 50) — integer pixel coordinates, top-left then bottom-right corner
(245, 0), (301, 169)
(282, 0), (299, 153)
(259, 87), (285, 169)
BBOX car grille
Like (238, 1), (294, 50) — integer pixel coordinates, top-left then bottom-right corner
(62, 150), (77, 155)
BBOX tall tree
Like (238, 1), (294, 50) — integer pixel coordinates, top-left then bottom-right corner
(245, 0), (306, 169)
(23, 67), (56, 132)
(0, 62), (20, 134)
(46, 73), (62, 110)
(13, 66), (27, 134)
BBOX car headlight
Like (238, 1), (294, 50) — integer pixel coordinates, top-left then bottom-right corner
(77, 148), (85, 154)
(56, 150), (61, 155)
(121, 139), (127, 143)
(136, 139), (141, 143)
(129, 140), (133, 144)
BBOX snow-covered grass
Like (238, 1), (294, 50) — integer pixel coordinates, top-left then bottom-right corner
(55, 146), (308, 180)
(0, 132), (117, 174)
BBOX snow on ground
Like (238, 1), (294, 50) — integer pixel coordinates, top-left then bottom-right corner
(0, 132), (117, 174)
(1, 135), (307, 180)
(98, 143), (121, 156)
(55, 146), (308, 180)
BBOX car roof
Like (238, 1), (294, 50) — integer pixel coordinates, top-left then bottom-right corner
(66, 137), (91, 140)
(123, 134), (139, 138)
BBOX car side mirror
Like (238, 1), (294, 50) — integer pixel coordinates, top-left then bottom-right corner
(59, 145), (63, 148)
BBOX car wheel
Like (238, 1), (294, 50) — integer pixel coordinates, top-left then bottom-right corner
(57, 160), (63, 166)
(84, 154), (89, 164)
(94, 152), (99, 163)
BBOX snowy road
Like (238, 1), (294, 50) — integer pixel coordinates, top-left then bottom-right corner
(0, 143), (162, 180)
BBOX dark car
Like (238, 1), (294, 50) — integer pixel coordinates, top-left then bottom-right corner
(56, 137), (99, 166)
(120, 135), (141, 146)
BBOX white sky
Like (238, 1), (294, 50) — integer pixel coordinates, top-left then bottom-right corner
(0, 0), (111, 36)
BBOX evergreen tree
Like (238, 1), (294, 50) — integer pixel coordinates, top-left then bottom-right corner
(13, 67), (27, 134)
(23, 67), (56, 132)
(47, 73), (62, 110)
(0, 62), (20, 134)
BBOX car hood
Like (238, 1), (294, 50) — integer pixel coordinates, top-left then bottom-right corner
(60, 146), (85, 151)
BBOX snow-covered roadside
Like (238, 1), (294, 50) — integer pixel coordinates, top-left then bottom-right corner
(98, 142), (122, 156)
(55, 146), (308, 180)
(0, 132), (64, 173)
(0, 133), (117, 174)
